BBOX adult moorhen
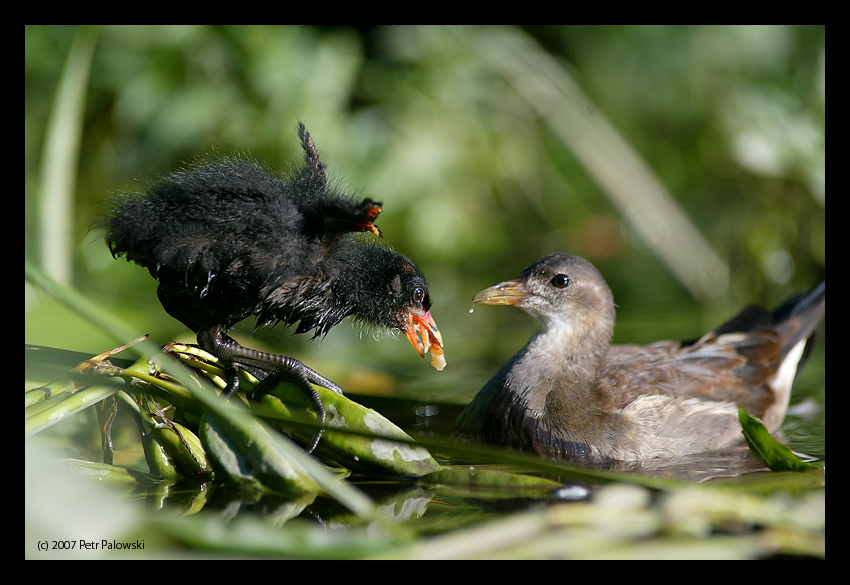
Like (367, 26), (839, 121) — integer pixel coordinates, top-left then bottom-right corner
(455, 254), (824, 462)
(104, 124), (445, 431)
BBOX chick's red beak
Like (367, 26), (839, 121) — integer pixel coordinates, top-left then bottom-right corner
(402, 309), (445, 371)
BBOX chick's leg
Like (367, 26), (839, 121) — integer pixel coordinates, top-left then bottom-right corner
(197, 325), (343, 452)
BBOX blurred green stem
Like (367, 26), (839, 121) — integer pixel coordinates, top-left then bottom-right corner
(37, 25), (99, 285)
(458, 26), (730, 301)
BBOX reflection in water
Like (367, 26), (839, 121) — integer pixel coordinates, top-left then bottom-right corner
(592, 448), (771, 482)
(139, 390), (822, 539)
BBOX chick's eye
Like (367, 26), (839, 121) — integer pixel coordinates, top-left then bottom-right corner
(412, 287), (425, 304)
(550, 274), (570, 289)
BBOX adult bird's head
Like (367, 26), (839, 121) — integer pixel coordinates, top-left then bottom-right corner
(473, 254), (615, 345)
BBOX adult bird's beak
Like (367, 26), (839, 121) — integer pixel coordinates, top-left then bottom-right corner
(472, 276), (529, 306)
(403, 309), (445, 371)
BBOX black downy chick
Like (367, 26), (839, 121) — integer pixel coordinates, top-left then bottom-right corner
(104, 124), (444, 444)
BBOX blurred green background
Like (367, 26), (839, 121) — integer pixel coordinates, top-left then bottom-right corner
(25, 25), (825, 418)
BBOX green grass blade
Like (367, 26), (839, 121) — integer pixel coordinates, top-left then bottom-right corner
(25, 259), (377, 519)
(36, 25), (99, 284)
(738, 409), (822, 472)
(25, 384), (119, 436)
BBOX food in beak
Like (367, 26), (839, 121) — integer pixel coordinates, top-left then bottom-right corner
(403, 310), (446, 371)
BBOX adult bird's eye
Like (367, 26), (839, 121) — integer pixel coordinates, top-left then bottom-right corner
(550, 274), (570, 289)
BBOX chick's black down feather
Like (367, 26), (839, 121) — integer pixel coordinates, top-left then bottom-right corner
(102, 124), (443, 447)
(106, 125), (387, 336)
